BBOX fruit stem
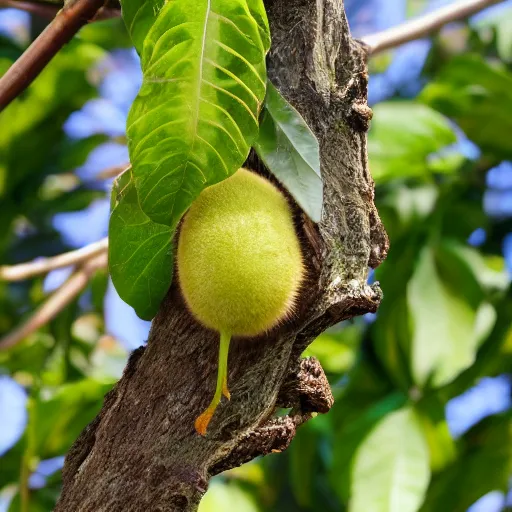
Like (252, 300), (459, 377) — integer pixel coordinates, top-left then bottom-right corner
(194, 330), (231, 436)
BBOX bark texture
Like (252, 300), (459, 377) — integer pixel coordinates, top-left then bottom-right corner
(55, 1), (389, 510)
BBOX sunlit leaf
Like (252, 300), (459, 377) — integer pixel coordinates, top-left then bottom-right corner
(349, 407), (430, 512)
(199, 481), (261, 512)
(330, 393), (407, 502)
(368, 102), (456, 182)
(407, 247), (480, 387)
(120, 0), (163, 54)
(122, 0), (270, 226)
(421, 54), (512, 159)
(254, 81), (323, 222)
(108, 171), (173, 320)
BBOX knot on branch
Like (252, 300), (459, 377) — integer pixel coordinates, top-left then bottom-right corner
(278, 357), (334, 413)
(211, 356), (333, 476)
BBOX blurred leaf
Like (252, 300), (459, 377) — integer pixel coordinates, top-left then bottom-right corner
(254, 81), (323, 222)
(0, 334), (53, 378)
(438, 241), (509, 294)
(368, 102), (456, 182)
(304, 324), (361, 375)
(421, 54), (512, 159)
(123, 0), (270, 226)
(0, 40), (104, 253)
(78, 18), (132, 50)
(415, 395), (457, 473)
(421, 413), (512, 512)
(474, 7), (512, 62)
(349, 407), (430, 512)
(330, 393), (407, 503)
(89, 337), (129, 381)
(34, 379), (112, 458)
(109, 171), (173, 319)
(288, 422), (318, 507)
(408, 246), (480, 387)
(0, 440), (23, 487)
(199, 481), (261, 512)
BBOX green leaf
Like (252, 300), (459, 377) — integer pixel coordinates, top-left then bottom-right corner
(349, 407), (430, 512)
(420, 54), (512, 159)
(415, 395), (457, 473)
(254, 81), (323, 222)
(474, 8), (512, 62)
(199, 481), (261, 512)
(330, 393), (407, 503)
(124, 0), (270, 226)
(438, 241), (510, 294)
(368, 102), (456, 182)
(120, 0), (164, 54)
(304, 324), (361, 374)
(34, 379), (113, 458)
(420, 414), (512, 512)
(407, 247), (482, 387)
(109, 171), (173, 320)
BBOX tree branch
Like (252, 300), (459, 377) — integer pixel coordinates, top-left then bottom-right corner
(0, 0), (59, 19)
(0, 252), (107, 350)
(0, 237), (107, 281)
(362, 0), (504, 55)
(95, 163), (130, 181)
(55, 1), (388, 511)
(0, 0), (106, 111)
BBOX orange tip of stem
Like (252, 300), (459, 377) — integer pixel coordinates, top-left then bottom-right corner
(195, 407), (215, 436)
(222, 384), (231, 400)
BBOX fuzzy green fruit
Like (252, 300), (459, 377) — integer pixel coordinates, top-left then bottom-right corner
(178, 168), (304, 337)
(177, 168), (304, 435)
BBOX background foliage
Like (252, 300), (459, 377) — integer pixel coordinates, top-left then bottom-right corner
(0, 0), (512, 511)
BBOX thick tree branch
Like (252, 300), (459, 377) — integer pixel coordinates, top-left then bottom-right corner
(0, 252), (107, 350)
(362, 0), (504, 54)
(0, 237), (107, 281)
(0, 0), (106, 111)
(55, 1), (388, 511)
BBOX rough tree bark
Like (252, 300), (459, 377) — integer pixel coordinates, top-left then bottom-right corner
(55, 1), (389, 510)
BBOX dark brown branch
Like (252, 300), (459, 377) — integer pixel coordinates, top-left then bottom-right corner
(0, 0), (59, 19)
(362, 0), (504, 54)
(0, 0), (106, 111)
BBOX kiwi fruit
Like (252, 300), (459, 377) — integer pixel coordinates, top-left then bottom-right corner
(177, 168), (304, 435)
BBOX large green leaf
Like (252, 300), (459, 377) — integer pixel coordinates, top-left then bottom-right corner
(421, 414), (512, 512)
(254, 81), (323, 222)
(109, 170), (173, 320)
(420, 54), (512, 159)
(120, 0), (163, 54)
(368, 102), (456, 182)
(349, 407), (430, 512)
(330, 393), (407, 503)
(407, 247), (480, 387)
(123, 0), (270, 226)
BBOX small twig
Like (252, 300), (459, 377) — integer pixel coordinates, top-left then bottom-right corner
(0, 237), (108, 281)
(0, 252), (108, 350)
(0, 0), (107, 111)
(96, 163), (130, 181)
(0, 0), (59, 19)
(362, 0), (504, 55)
